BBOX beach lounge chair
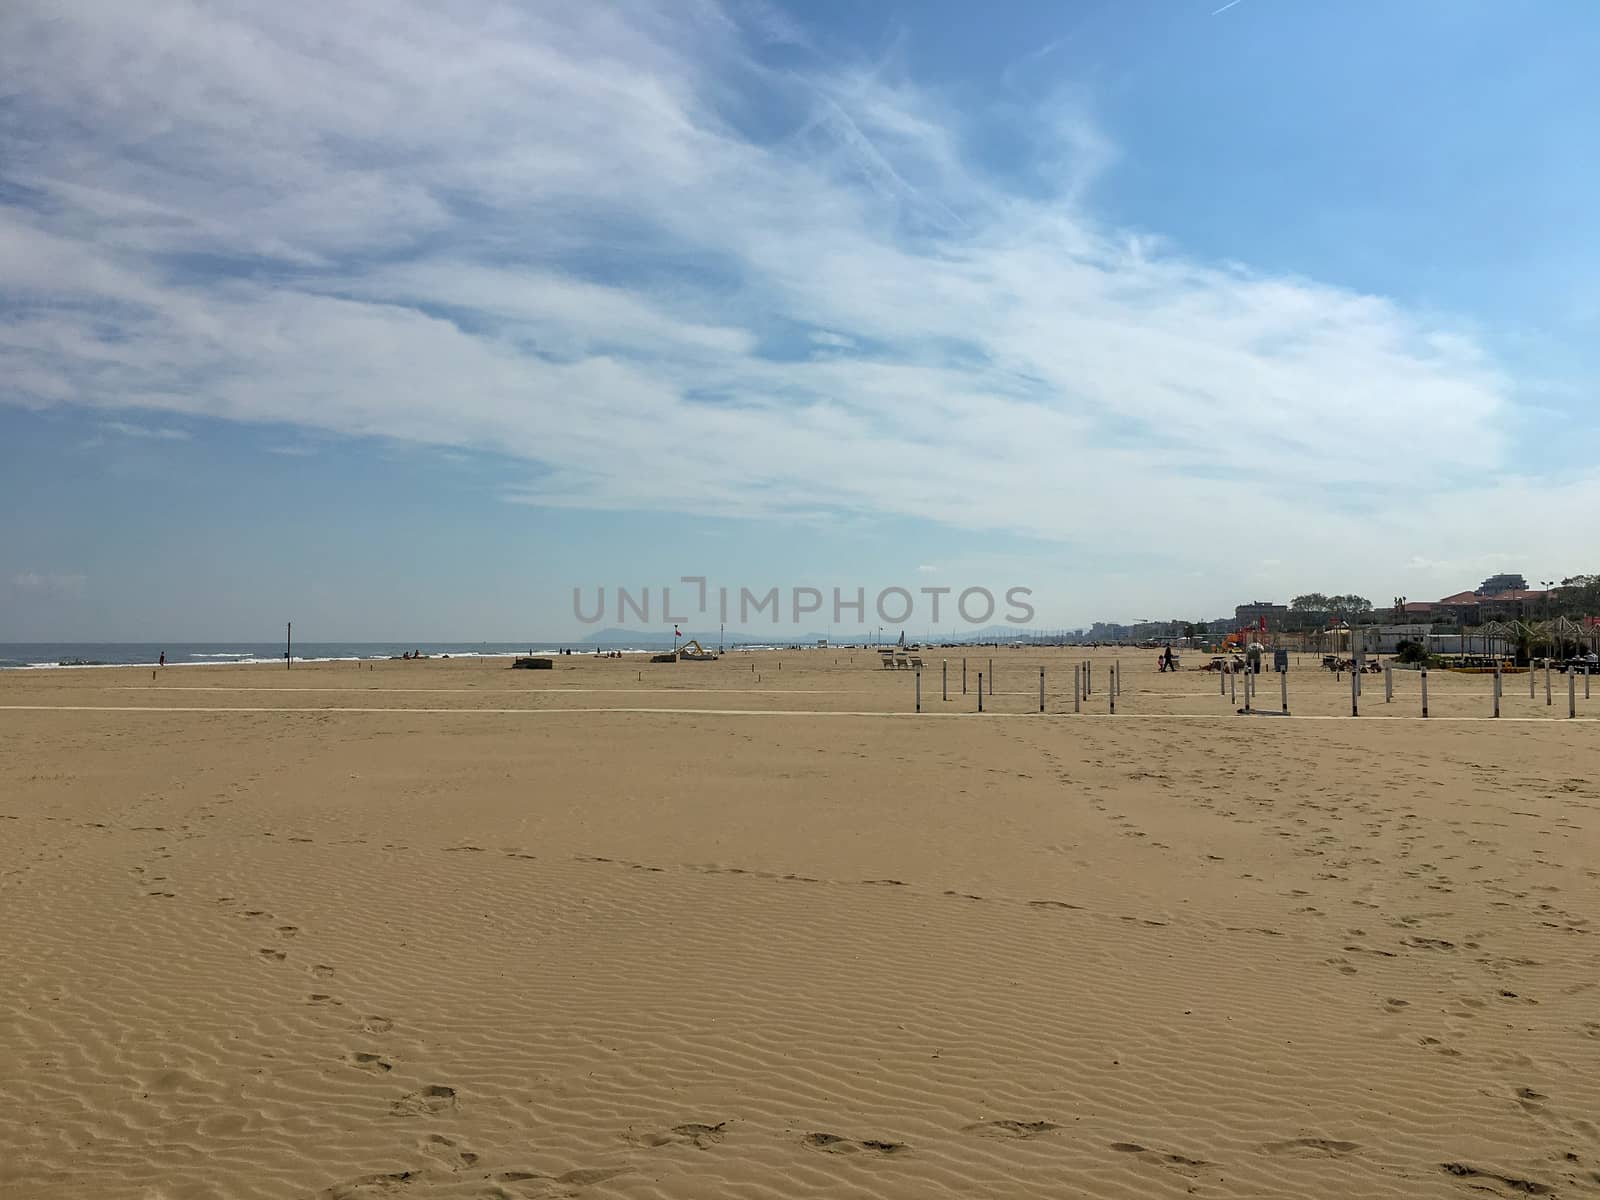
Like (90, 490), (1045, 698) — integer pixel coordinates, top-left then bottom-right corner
(881, 655), (896, 669)
(908, 656), (924, 669)
(894, 655), (910, 669)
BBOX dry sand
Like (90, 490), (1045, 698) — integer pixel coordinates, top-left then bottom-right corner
(2, 649), (1598, 1199)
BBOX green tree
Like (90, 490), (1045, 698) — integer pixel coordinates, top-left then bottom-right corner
(1556, 575), (1600, 616)
(1328, 595), (1373, 617)
(1291, 593), (1330, 612)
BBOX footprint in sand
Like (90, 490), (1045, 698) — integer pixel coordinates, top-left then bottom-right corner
(361, 1015), (395, 1034)
(1262, 1138), (1360, 1156)
(310, 964), (336, 979)
(391, 1085), (458, 1116)
(966, 1120), (1062, 1139)
(259, 948), (287, 962)
(496, 1168), (631, 1186)
(632, 1122), (727, 1149)
(803, 1132), (906, 1155)
(315, 1171), (418, 1200)
(1111, 1142), (1208, 1166)
(276, 925), (299, 937)
(419, 1134), (478, 1168)
(1440, 1162), (1554, 1195)
(306, 994), (343, 1007)
(350, 1052), (392, 1073)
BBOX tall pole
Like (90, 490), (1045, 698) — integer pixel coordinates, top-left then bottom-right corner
(1546, 658), (1552, 706)
(1421, 666), (1429, 718)
(1074, 665), (1081, 713)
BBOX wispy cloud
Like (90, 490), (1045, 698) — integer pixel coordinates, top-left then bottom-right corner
(1211, 0), (1246, 15)
(0, 0), (1584, 593)
(103, 420), (191, 440)
(12, 570), (87, 594)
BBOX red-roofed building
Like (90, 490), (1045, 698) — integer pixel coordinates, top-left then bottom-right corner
(1435, 591), (1482, 622)
(1478, 589), (1552, 620)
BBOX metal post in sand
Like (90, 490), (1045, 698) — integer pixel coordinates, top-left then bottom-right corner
(1351, 666), (1358, 717)
(978, 673), (984, 713)
(1421, 667), (1429, 718)
(1039, 669), (1045, 713)
(1074, 665), (1081, 713)
(1385, 664), (1393, 703)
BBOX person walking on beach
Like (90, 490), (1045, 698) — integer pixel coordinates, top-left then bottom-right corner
(159, 651), (165, 668)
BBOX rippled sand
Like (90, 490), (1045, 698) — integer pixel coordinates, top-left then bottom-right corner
(3, 651), (1597, 1198)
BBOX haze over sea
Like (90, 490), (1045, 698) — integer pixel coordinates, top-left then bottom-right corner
(1, 643), (579, 670)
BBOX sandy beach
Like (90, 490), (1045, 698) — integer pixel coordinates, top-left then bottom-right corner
(3, 649), (1598, 1199)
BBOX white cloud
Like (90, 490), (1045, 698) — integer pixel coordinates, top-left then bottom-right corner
(0, 0), (1587, 601)
(12, 571), (87, 594)
(103, 420), (191, 440)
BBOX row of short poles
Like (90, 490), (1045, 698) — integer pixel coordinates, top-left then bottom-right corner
(922, 658), (1121, 714)
(1225, 661), (1291, 715)
(1330, 658), (1587, 718)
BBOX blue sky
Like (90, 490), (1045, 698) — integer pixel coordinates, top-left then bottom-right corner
(3, 0), (1598, 641)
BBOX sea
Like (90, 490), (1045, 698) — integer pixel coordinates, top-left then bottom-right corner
(0, 642), (613, 670)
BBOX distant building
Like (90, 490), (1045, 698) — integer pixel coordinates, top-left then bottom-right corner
(1477, 589), (1552, 621)
(1478, 573), (1528, 595)
(1435, 590), (1482, 623)
(1234, 601), (1288, 631)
